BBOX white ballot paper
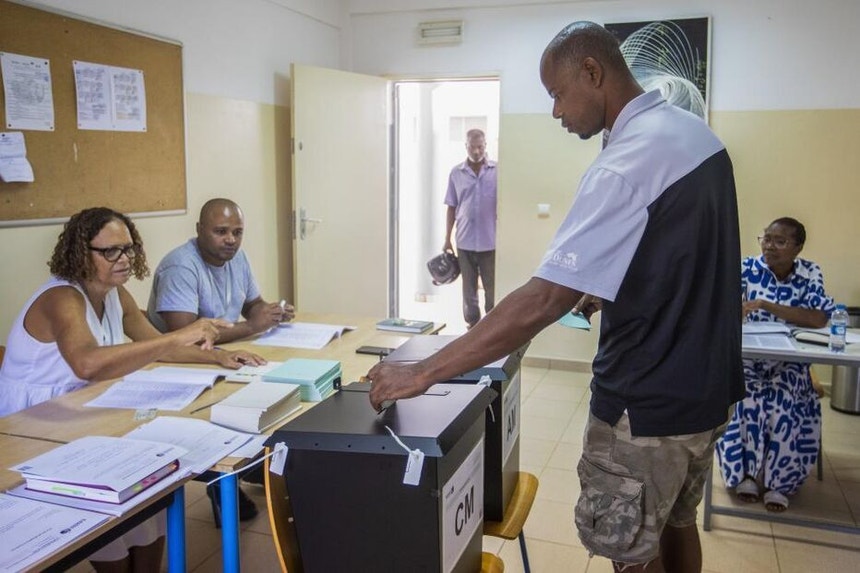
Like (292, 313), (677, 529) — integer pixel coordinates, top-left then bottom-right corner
(0, 131), (35, 182)
(74, 60), (146, 132)
(254, 322), (354, 350)
(0, 493), (109, 573)
(85, 380), (209, 411)
(123, 416), (254, 474)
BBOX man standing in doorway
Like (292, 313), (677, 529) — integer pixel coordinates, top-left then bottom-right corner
(444, 128), (498, 329)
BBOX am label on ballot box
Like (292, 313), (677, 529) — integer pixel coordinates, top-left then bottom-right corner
(386, 334), (529, 521)
(266, 381), (496, 573)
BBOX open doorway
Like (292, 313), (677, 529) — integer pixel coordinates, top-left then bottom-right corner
(392, 78), (500, 334)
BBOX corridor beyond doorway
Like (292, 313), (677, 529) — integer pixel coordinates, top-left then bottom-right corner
(393, 79), (500, 334)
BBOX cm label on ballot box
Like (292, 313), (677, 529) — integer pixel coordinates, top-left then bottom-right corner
(442, 438), (485, 573)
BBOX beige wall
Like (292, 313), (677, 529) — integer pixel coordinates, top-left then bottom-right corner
(498, 109), (860, 363)
(0, 93), (292, 344)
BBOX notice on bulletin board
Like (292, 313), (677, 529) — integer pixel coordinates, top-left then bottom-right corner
(74, 60), (146, 132)
(0, 51), (55, 131)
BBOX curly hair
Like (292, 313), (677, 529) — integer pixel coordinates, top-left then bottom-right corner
(49, 207), (149, 282)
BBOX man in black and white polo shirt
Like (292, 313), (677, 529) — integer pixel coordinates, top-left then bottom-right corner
(366, 21), (743, 573)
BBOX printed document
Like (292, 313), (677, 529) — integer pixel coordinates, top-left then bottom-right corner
(84, 380), (209, 411)
(0, 493), (109, 572)
(123, 416), (254, 474)
(742, 334), (795, 350)
(0, 52), (55, 131)
(0, 131), (35, 182)
(254, 322), (354, 350)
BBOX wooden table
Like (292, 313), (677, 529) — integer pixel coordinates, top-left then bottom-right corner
(0, 313), (444, 572)
(0, 434), (190, 572)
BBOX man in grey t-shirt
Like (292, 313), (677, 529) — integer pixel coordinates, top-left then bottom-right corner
(147, 198), (295, 525)
(147, 198), (294, 341)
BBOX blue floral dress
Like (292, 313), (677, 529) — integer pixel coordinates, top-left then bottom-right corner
(716, 256), (835, 496)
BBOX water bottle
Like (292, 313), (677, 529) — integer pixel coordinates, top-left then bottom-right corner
(829, 304), (849, 353)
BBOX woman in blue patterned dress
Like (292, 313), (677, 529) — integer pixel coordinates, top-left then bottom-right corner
(716, 217), (835, 512)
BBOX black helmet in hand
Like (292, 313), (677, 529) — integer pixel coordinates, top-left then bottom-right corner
(427, 251), (460, 285)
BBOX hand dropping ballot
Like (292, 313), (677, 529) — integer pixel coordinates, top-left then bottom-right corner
(558, 311), (591, 330)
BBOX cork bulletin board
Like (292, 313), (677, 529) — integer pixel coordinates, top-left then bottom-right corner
(0, 0), (186, 226)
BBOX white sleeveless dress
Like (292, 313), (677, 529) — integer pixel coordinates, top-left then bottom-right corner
(0, 276), (164, 560)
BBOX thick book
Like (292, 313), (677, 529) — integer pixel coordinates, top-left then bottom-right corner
(11, 436), (187, 504)
(376, 318), (434, 334)
(262, 358), (341, 402)
(210, 381), (302, 433)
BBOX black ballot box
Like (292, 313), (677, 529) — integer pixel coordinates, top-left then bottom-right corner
(385, 335), (529, 521)
(266, 381), (496, 573)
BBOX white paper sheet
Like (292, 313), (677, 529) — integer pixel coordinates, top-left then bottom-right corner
(742, 334), (796, 350)
(11, 436), (187, 492)
(73, 60), (146, 132)
(0, 52), (55, 131)
(84, 380), (209, 411)
(0, 131), (35, 182)
(254, 322), (354, 349)
(742, 321), (791, 336)
(123, 416), (253, 474)
(123, 366), (228, 387)
(0, 493), (109, 572)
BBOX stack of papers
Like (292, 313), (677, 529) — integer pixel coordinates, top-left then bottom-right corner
(262, 358), (342, 401)
(84, 366), (227, 411)
(11, 436), (187, 504)
(8, 417), (258, 517)
(253, 322), (354, 350)
(211, 382), (302, 433)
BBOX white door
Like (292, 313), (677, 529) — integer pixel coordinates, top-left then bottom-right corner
(292, 64), (389, 316)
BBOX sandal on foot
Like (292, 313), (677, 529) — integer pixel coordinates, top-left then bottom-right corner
(763, 490), (789, 512)
(735, 478), (760, 503)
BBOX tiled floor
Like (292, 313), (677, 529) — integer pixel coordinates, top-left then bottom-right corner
(69, 364), (860, 572)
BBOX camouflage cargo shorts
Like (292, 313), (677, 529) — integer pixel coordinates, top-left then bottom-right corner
(574, 412), (724, 565)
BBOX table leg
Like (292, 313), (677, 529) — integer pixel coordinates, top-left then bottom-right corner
(167, 487), (186, 572)
(220, 474), (240, 573)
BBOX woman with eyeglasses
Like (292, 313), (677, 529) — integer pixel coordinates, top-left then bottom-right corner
(0, 206), (263, 571)
(715, 217), (835, 513)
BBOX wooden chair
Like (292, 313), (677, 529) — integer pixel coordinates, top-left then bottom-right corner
(264, 449), (505, 572)
(484, 471), (539, 573)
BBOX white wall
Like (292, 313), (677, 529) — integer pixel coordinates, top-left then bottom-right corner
(348, 0), (860, 112)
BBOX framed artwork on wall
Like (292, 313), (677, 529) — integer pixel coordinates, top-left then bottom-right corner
(605, 17), (711, 122)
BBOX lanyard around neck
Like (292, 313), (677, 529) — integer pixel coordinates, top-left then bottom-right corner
(205, 263), (233, 316)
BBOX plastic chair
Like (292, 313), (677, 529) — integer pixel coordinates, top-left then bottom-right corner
(264, 449), (505, 572)
(484, 471), (539, 573)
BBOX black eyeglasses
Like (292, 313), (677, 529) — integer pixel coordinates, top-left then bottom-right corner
(88, 244), (139, 262)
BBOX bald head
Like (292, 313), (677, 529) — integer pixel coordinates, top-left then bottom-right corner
(200, 198), (241, 224)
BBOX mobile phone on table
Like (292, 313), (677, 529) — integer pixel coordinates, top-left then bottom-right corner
(356, 345), (394, 356)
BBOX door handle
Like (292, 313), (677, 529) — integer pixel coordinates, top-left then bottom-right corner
(299, 207), (323, 239)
